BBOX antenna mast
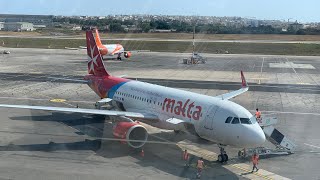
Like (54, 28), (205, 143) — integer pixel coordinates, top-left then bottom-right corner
(192, 25), (195, 56)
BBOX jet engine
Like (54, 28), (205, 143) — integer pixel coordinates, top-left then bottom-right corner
(112, 121), (148, 148)
(124, 51), (132, 58)
(98, 47), (108, 55)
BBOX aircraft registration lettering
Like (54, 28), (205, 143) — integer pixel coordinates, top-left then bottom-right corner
(162, 98), (202, 120)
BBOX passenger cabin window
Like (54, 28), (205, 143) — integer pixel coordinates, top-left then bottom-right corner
(231, 117), (240, 124)
(240, 118), (252, 124)
(225, 117), (233, 123)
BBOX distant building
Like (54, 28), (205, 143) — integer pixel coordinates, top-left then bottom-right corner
(71, 26), (82, 31)
(289, 22), (304, 32)
(3, 22), (34, 31)
(0, 14), (53, 25)
(149, 29), (177, 33)
(0, 22), (4, 30)
(33, 24), (46, 29)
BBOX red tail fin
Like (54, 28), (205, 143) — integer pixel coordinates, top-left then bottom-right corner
(86, 30), (109, 76)
(94, 29), (104, 47)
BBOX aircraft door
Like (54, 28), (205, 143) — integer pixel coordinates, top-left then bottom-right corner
(204, 105), (219, 130)
(149, 96), (157, 112)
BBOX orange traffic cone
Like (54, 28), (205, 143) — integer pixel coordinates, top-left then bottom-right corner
(140, 149), (145, 157)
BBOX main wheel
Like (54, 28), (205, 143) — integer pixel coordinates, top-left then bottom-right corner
(174, 130), (180, 134)
(218, 154), (224, 162)
(223, 154), (228, 162)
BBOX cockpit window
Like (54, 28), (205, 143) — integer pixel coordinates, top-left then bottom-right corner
(231, 117), (240, 124)
(225, 117), (233, 123)
(240, 118), (252, 124)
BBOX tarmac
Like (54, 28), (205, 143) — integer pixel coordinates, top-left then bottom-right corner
(0, 47), (319, 179)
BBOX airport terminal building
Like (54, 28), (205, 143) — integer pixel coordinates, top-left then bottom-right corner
(1, 22), (34, 31)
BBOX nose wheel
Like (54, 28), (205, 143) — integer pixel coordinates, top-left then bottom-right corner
(218, 146), (228, 163)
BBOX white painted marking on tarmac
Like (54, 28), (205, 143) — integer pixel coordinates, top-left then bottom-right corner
(259, 57), (264, 84)
(304, 143), (320, 149)
(269, 62), (315, 69)
(251, 110), (320, 116)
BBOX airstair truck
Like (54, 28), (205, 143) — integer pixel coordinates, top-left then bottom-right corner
(238, 116), (296, 158)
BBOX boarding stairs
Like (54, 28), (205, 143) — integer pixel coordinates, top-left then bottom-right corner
(238, 116), (296, 158)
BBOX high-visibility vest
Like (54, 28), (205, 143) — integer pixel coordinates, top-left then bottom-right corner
(252, 155), (259, 164)
(197, 160), (204, 169)
(255, 111), (261, 118)
(183, 152), (189, 160)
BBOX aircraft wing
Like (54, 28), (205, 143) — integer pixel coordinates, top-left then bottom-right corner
(216, 71), (249, 100)
(0, 104), (158, 120)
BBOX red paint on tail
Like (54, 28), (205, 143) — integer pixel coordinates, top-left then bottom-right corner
(86, 30), (109, 76)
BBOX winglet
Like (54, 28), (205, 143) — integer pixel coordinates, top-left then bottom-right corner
(241, 71), (248, 88)
(215, 71), (249, 100)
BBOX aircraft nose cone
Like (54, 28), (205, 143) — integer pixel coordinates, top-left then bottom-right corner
(253, 128), (266, 145)
(244, 125), (266, 147)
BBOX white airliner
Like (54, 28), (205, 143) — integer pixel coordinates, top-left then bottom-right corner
(94, 29), (131, 60)
(0, 30), (265, 162)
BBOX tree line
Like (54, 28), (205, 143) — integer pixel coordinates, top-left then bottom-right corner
(53, 17), (320, 35)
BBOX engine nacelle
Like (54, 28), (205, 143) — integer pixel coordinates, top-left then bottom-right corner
(112, 121), (148, 148)
(98, 47), (108, 55)
(124, 51), (131, 58)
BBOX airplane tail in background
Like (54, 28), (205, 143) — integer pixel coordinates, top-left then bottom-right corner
(94, 29), (104, 47)
(86, 30), (109, 76)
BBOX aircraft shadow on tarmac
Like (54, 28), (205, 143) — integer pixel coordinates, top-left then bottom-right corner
(0, 140), (101, 152)
(8, 112), (242, 179)
(1, 72), (320, 94)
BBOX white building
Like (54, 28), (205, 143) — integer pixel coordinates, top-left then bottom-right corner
(3, 22), (34, 31)
(0, 22), (4, 30)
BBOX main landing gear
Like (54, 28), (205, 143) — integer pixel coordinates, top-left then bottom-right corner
(217, 145), (228, 163)
(117, 54), (122, 61)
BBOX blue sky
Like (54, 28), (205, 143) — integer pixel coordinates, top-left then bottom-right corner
(0, 0), (319, 22)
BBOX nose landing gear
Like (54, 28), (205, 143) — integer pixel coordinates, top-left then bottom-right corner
(217, 145), (228, 163)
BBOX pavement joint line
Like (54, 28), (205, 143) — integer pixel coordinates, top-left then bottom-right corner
(230, 164), (273, 180)
(296, 82), (310, 85)
(253, 110), (320, 116)
(304, 143), (320, 149)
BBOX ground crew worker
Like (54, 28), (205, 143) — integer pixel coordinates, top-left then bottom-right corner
(255, 108), (262, 123)
(196, 157), (204, 178)
(251, 152), (259, 172)
(183, 149), (190, 167)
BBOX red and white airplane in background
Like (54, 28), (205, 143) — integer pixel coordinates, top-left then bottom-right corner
(0, 30), (265, 162)
(94, 29), (131, 60)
